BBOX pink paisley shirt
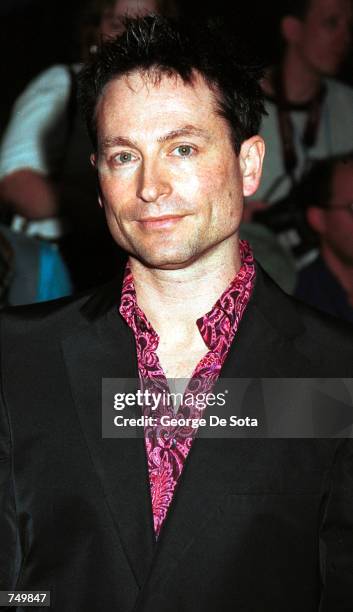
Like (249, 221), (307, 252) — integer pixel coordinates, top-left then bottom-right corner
(119, 240), (255, 538)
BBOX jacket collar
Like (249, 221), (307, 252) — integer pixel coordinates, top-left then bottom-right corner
(79, 260), (305, 364)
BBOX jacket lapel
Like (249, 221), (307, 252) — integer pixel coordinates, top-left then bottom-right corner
(221, 263), (309, 378)
(61, 274), (156, 589)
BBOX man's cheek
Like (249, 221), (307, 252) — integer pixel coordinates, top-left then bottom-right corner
(174, 171), (201, 201)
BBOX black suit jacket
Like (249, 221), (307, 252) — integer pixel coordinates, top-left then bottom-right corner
(1, 265), (353, 611)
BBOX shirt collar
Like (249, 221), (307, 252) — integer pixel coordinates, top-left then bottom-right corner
(119, 240), (255, 350)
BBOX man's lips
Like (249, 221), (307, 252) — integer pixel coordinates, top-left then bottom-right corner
(137, 215), (187, 229)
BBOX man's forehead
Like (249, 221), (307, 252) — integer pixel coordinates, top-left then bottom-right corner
(97, 70), (218, 116)
(95, 70), (224, 145)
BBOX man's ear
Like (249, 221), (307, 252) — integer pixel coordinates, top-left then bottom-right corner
(90, 153), (104, 209)
(239, 136), (265, 198)
(281, 15), (303, 45)
(306, 206), (326, 235)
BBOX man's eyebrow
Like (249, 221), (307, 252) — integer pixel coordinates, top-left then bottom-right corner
(101, 136), (138, 150)
(101, 125), (210, 150)
(157, 126), (211, 143)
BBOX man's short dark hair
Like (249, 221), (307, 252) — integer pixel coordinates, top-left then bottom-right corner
(78, 15), (266, 155)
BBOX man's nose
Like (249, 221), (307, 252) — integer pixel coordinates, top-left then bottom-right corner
(136, 159), (172, 203)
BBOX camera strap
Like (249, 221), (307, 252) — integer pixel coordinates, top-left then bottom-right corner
(273, 67), (326, 185)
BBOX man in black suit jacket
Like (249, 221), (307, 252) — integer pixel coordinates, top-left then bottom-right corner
(1, 15), (353, 612)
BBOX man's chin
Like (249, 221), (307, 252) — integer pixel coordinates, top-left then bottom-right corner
(130, 249), (198, 270)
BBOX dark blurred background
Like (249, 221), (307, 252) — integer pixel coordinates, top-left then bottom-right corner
(0, 1), (292, 134)
(1, 0), (352, 136)
(1, 0), (351, 134)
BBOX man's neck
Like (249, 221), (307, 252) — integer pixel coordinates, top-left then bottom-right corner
(129, 237), (241, 344)
(281, 48), (322, 104)
(322, 244), (353, 303)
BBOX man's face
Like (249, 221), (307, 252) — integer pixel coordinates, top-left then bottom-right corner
(319, 161), (353, 263)
(296, 0), (352, 76)
(100, 0), (160, 38)
(93, 71), (263, 269)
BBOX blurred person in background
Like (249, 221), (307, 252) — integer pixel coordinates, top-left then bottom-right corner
(0, 0), (178, 295)
(245, 0), (353, 221)
(295, 152), (353, 323)
(0, 224), (73, 306)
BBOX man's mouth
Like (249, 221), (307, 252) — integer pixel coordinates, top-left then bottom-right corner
(137, 215), (187, 229)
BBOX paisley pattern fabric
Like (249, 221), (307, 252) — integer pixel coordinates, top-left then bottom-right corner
(119, 240), (255, 537)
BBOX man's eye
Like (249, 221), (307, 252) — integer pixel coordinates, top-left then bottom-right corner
(113, 152), (136, 165)
(173, 145), (195, 157)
